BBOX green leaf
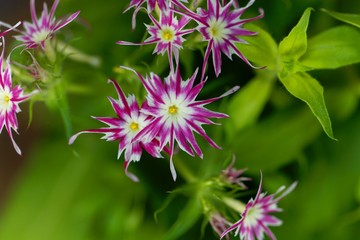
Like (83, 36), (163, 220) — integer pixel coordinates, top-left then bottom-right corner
(279, 8), (312, 60)
(236, 24), (278, 70)
(321, 8), (360, 28)
(300, 26), (360, 69)
(230, 107), (322, 172)
(225, 71), (276, 138)
(279, 72), (336, 139)
(163, 196), (202, 240)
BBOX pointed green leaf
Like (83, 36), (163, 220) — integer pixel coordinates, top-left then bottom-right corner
(322, 8), (360, 28)
(279, 8), (312, 60)
(300, 26), (360, 69)
(236, 24), (278, 70)
(279, 72), (336, 140)
(226, 71), (276, 138)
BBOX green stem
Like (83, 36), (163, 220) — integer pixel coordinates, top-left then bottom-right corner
(55, 81), (72, 138)
(222, 196), (246, 214)
(173, 155), (197, 183)
(44, 39), (56, 64)
(190, 0), (204, 10)
(56, 41), (101, 67)
(46, 53), (72, 138)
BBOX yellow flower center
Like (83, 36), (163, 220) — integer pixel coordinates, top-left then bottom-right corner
(0, 93), (11, 111)
(168, 105), (178, 115)
(208, 19), (227, 42)
(32, 29), (51, 44)
(161, 28), (175, 42)
(210, 27), (219, 37)
(130, 122), (139, 131)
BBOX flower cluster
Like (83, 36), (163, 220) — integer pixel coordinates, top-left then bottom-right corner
(1, 1), (299, 239)
(0, 0), (79, 154)
(70, 0), (262, 181)
(119, 0), (263, 79)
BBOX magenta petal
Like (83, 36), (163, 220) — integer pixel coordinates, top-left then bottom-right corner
(53, 11), (80, 32)
(124, 160), (140, 182)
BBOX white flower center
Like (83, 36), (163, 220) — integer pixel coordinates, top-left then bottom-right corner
(159, 26), (176, 42)
(31, 28), (51, 44)
(243, 204), (263, 227)
(208, 18), (228, 42)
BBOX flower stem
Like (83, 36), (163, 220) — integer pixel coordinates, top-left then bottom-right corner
(173, 155), (197, 182)
(44, 39), (56, 64)
(222, 196), (246, 214)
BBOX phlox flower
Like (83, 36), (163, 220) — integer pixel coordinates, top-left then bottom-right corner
(0, 38), (37, 155)
(174, 0), (264, 79)
(69, 79), (162, 182)
(221, 177), (297, 240)
(117, 9), (193, 71)
(122, 66), (239, 180)
(14, 0), (80, 49)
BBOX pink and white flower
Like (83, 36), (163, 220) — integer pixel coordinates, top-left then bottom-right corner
(221, 177), (297, 240)
(122, 66), (239, 180)
(117, 10), (193, 71)
(175, 0), (264, 79)
(14, 0), (80, 49)
(69, 79), (162, 182)
(0, 38), (37, 155)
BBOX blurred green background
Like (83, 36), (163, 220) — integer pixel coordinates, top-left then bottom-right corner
(1, 0), (360, 239)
